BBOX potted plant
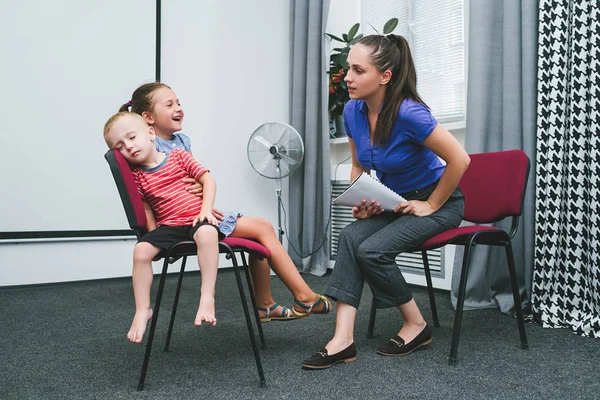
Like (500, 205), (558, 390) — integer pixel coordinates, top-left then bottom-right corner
(326, 18), (399, 137)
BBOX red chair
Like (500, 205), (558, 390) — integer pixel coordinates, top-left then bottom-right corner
(105, 149), (270, 390)
(367, 150), (530, 365)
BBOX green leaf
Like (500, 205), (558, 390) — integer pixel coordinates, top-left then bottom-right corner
(332, 47), (343, 52)
(326, 33), (345, 42)
(336, 52), (348, 68)
(383, 18), (399, 34)
(347, 23), (360, 41)
(342, 33), (348, 42)
(349, 34), (363, 45)
(340, 80), (347, 90)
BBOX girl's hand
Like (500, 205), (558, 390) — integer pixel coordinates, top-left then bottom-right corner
(193, 209), (219, 226)
(212, 209), (225, 222)
(395, 200), (437, 217)
(352, 200), (383, 219)
(182, 177), (203, 197)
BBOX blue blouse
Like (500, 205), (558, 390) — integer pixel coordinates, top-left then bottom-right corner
(154, 133), (192, 153)
(343, 99), (445, 194)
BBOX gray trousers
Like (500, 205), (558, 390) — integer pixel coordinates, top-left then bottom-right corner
(326, 185), (464, 309)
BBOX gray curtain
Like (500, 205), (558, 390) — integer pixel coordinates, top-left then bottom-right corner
(451, 0), (538, 313)
(288, 0), (331, 275)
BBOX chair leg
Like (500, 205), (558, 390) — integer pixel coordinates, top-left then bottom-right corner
(240, 252), (267, 349)
(137, 257), (170, 391)
(421, 250), (440, 328)
(229, 247), (266, 387)
(367, 299), (377, 339)
(164, 256), (188, 352)
(449, 241), (474, 366)
(504, 241), (529, 350)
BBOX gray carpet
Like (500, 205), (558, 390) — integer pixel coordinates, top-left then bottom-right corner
(1, 269), (598, 400)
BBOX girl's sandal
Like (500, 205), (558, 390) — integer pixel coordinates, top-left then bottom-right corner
(292, 294), (332, 317)
(257, 303), (300, 323)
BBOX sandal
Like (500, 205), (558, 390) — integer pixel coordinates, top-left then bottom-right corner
(257, 303), (300, 323)
(292, 294), (332, 317)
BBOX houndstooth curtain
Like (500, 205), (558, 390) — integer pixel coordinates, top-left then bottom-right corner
(532, 0), (600, 337)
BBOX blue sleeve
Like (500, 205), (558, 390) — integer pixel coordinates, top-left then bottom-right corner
(401, 101), (438, 143)
(177, 133), (192, 151)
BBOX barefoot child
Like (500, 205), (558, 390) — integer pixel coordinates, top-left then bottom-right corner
(121, 82), (331, 330)
(104, 112), (222, 342)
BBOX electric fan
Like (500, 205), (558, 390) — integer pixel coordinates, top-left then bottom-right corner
(247, 122), (304, 242)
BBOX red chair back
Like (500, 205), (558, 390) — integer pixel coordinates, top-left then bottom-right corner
(459, 150), (530, 224)
(105, 149), (148, 238)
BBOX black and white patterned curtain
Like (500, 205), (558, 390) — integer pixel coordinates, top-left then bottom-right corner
(533, 0), (600, 337)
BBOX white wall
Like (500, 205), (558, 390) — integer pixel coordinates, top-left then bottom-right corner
(0, 1), (291, 286)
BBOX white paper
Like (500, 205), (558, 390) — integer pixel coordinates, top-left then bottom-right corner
(332, 172), (407, 210)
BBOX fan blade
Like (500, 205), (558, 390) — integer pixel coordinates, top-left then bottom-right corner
(253, 135), (273, 149)
(276, 151), (299, 165)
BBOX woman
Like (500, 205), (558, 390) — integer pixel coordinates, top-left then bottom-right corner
(302, 34), (470, 369)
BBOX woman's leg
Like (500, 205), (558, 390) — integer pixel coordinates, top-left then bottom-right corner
(128, 242), (161, 343)
(324, 302), (357, 353)
(193, 225), (220, 326)
(230, 216), (325, 312)
(356, 198), (463, 343)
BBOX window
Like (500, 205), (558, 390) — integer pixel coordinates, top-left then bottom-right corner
(362, 0), (465, 124)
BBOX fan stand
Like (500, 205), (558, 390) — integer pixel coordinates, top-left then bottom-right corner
(275, 161), (284, 243)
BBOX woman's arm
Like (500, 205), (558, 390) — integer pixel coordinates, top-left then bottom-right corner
(423, 124), (470, 209)
(142, 200), (157, 232)
(348, 138), (383, 219)
(396, 124), (469, 216)
(348, 138), (369, 181)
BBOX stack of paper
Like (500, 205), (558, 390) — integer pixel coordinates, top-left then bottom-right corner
(332, 172), (407, 210)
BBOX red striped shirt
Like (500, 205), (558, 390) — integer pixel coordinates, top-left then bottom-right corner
(132, 149), (208, 227)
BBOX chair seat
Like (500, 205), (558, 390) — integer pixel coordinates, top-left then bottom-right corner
(418, 225), (502, 250)
(154, 237), (271, 261)
(222, 237), (271, 259)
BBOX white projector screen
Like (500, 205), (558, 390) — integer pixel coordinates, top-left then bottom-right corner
(0, 1), (156, 233)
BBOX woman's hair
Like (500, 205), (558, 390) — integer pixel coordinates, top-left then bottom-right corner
(356, 34), (426, 145)
(119, 82), (171, 116)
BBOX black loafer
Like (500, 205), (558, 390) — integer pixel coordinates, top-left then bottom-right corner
(302, 343), (357, 369)
(376, 324), (432, 356)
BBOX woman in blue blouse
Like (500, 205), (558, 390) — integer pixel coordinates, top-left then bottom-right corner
(303, 34), (470, 369)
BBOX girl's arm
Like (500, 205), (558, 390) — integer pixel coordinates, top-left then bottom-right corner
(396, 124), (470, 216)
(142, 200), (157, 232)
(192, 172), (219, 226)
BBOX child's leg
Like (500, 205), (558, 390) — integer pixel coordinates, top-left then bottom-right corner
(193, 225), (219, 326)
(128, 242), (162, 343)
(230, 217), (327, 314)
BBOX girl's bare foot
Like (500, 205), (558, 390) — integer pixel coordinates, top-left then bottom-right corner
(127, 308), (153, 343)
(195, 296), (216, 326)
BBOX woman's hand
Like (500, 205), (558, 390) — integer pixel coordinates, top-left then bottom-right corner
(352, 200), (384, 219)
(212, 209), (225, 222)
(395, 200), (438, 217)
(193, 209), (219, 226)
(182, 177), (203, 197)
